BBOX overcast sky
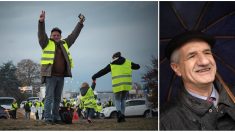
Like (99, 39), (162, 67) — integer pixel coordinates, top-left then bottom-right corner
(0, 1), (158, 92)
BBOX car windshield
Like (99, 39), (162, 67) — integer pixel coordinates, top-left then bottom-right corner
(0, 99), (14, 105)
(28, 97), (39, 101)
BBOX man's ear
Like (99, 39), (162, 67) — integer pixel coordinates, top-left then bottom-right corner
(170, 63), (182, 77)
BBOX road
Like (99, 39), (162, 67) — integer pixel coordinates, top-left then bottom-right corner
(0, 108), (157, 130)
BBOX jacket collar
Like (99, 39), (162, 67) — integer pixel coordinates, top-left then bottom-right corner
(214, 80), (235, 108)
(180, 87), (212, 116)
(179, 79), (234, 116)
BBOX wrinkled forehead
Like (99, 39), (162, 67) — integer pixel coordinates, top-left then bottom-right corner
(179, 40), (212, 57)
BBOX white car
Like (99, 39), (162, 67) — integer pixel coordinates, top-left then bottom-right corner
(101, 99), (151, 118)
(20, 101), (27, 108)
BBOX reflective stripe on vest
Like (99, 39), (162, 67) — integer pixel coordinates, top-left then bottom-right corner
(110, 59), (132, 93)
(80, 87), (96, 109)
(41, 40), (74, 68)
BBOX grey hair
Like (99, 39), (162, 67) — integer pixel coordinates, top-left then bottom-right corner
(170, 49), (180, 63)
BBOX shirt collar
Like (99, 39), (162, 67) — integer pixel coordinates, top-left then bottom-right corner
(186, 85), (219, 106)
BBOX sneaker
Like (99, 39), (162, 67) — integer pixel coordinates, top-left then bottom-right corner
(87, 119), (92, 123)
(120, 114), (126, 122)
(117, 111), (122, 123)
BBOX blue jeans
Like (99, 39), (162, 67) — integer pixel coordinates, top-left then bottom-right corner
(44, 76), (64, 121)
(86, 108), (94, 119)
(25, 112), (30, 119)
(114, 91), (128, 115)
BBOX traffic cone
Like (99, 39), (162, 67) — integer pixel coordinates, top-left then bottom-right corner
(72, 111), (79, 123)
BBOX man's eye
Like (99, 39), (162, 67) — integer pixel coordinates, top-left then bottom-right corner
(187, 54), (195, 59)
(205, 52), (212, 55)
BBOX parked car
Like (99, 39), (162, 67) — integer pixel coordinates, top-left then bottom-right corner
(100, 99), (151, 118)
(0, 97), (15, 119)
(27, 97), (39, 102)
(0, 106), (9, 119)
(0, 97), (15, 110)
(20, 101), (27, 108)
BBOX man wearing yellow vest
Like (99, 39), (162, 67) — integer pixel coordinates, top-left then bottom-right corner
(92, 52), (140, 123)
(38, 10), (85, 125)
(24, 100), (32, 120)
(34, 100), (40, 120)
(11, 99), (18, 119)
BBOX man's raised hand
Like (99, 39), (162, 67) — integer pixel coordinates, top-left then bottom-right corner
(78, 13), (85, 24)
(39, 10), (45, 22)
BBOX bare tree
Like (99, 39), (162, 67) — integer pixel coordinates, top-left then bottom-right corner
(16, 59), (41, 96)
(142, 57), (158, 107)
(0, 61), (23, 101)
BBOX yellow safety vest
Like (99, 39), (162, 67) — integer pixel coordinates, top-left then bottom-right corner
(40, 102), (44, 109)
(35, 101), (40, 108)
(80, 87), (97, 109)
(41, 40), (74, 68)
(63, 99), (67, 107)
(28, 102), (32, 107)
(110, 59), (132, 93)
(95, 104), (103, 112)
(65, 102), (71, 107)
(70, 99), (75, 107)
(11, 102), (18, 110)
(79, 101), (84, 110)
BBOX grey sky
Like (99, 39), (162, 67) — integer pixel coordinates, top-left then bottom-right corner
(0, 1), (158, 92)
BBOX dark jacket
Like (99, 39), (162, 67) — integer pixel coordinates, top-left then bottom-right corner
(92, 57), (140, 80)
(160, 79), (235, 130)
(24, 102), (32, 112)
(38, 20), (83, 81)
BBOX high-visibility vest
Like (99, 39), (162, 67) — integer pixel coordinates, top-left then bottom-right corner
(62, 99), (67, 107)
(35, 101), (40, 109)
(108, 100), (113, 106)
(40, 102), (44, 110)
(95, 104), (103, 112)
(80, 87), (97, 109)
(110, 59), (132, 93)
(70, 98), (76, 107)
(11, 102), (18, 110)
(79, 101), (84, 110)
(41, 40), (74, 68)
(28, 102), (32, 107)
(65, 102), (71, 108)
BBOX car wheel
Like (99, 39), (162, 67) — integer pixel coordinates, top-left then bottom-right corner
(144, 110), (151, 118)
(110, 111), (117, 119)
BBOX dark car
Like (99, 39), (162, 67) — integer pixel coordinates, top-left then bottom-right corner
(0, 97), (15, 110)
(0, 106), (9, 119)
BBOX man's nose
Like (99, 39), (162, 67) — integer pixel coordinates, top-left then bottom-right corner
(197, 53), (210, 65)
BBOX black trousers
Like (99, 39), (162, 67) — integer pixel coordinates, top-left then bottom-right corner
(11, 110), (17, 119)
(35, 111), (39, 120)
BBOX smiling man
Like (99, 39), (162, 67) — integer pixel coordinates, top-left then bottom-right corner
(160, 31), (235, 130)
(38, 10), (85, 125)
